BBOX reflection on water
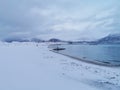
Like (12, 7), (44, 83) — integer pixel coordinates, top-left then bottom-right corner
(52, 44), (120, 65)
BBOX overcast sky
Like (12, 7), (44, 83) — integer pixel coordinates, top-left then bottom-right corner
(0, 0), (120, 40)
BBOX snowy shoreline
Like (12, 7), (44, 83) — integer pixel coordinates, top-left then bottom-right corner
(51, 50), (120, 67)
(0, 42), (120, 90)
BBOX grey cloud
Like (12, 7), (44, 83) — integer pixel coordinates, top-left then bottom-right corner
(0, 0), (119, 40)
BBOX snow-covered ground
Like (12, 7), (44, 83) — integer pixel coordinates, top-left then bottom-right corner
(0, 42), (120, 90)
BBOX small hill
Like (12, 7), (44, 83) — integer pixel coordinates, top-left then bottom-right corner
(48, 38), (62, 42)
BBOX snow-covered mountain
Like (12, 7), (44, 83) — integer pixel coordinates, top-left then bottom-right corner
(2, 37), (44, 43)
(2, 33), (120, 44)
(94, 34), (120, 44)
(2, 37), (62, 43)
(48, 38), (62, 42)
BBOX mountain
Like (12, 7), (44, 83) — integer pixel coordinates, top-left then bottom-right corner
(2, 37), (62, 43)
(3, 37), (44, 43)
(31, 38), (45, 43)
(48, 38), (62, 42)
(3, 34), (120, 44)
(3, 37), (30, 43)
(93, 34), (120, 44)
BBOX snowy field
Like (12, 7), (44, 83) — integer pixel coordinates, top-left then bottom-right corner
(0, 42), (120, 90)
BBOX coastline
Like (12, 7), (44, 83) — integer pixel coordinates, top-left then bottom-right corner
(51, 50), (120, 67)
(49, 43), (120, 67)
(0, 42), (120, 90)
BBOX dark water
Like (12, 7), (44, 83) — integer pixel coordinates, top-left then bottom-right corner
(52, 44), (120, 65)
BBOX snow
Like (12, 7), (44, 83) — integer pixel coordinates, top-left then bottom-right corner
(0, 42), (120, 90)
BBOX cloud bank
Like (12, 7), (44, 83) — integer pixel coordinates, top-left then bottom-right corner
(0, 0), (119, 40)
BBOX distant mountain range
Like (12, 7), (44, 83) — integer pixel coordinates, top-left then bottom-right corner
(90, 34), (120, 45)
(2, 37), (44, 43)
(2, 34), (120, 44)
(67, 34), (120, 45)
(2, 37), (62, 43)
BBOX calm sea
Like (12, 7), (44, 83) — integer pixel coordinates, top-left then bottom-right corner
(52, 44), (120, 66)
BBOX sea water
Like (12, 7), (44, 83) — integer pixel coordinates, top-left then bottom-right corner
(57, 44), (120, 65)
